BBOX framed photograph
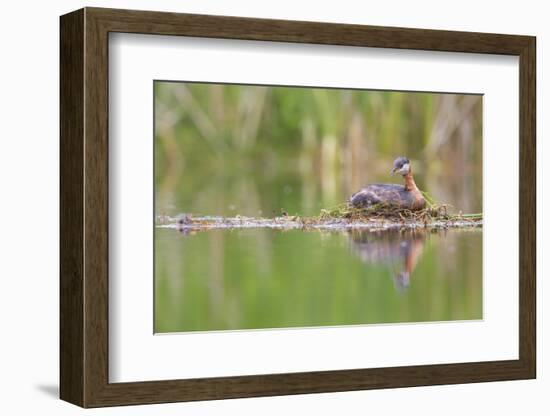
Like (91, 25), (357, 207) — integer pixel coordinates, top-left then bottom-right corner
(60, 7), (536, 407)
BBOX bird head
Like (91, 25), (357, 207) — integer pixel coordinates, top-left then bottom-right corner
(390, 157), (411, 176)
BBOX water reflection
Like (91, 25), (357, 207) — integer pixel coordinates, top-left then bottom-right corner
(348, 229), (427, 291)
(155, 226), (482, 332)
(174, 224), (432, 292)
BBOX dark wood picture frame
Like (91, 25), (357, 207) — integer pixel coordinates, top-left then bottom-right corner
(60, 7), (536, 408)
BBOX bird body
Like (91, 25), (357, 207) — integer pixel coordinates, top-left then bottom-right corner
(349, 157), (426, 211)
(349, 183), (424, 210)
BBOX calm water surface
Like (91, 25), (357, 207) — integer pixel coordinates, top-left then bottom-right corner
(155, 227), (482, 333)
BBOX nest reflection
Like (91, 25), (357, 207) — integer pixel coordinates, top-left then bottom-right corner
(348, 229), (428, 291)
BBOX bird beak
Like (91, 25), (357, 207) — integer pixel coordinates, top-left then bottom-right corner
(390, 168), (396, 176)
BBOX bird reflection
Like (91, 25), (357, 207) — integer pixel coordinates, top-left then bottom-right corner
(348, 229), (427, 291)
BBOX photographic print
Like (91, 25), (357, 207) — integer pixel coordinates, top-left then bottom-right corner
(154, 81), (482, 333)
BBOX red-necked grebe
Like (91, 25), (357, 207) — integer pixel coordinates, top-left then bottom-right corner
(349, 157), (426, 210)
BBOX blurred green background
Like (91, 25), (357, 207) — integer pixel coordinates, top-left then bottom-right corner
(154, 82), (482, 218)
(154, 82), (483, 333)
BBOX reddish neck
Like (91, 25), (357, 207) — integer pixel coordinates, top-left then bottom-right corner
(404, 170), (418, 192)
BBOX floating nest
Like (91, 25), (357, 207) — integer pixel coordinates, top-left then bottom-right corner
(157, 192), (482, 232)
(317, 191), (481, 223)
(317, 202), (481, 224)
(158, 202), (481, 233)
